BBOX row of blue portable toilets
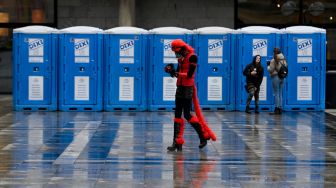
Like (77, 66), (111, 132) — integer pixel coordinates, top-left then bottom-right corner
(12, 25), (326, 112)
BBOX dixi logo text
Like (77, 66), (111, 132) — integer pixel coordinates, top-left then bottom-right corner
(298, 39), (312, 50)
(209, 40), (223, 50)
(29, 39), (44, 50)
(164, 42), (172, 51)
(120, 40), (134, 50)
(75, 40), (89, 50)
(253, 40), (267, 50)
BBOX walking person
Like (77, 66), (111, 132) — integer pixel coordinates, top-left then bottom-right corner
(164, 39), (216, 151)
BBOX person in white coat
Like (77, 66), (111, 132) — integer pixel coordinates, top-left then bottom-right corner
(267, 47), (288, 114)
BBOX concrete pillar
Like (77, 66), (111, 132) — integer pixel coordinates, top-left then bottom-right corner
(119, 0), (135, 26)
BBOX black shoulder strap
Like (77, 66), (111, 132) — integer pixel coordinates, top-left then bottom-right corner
(276, 59), (286, 72)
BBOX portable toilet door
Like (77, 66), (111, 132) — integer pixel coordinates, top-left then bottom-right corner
(13, 26), (58, 111)
(236, 26), (281, 111)
(282, 26), (326, 111)
(58, 26), (103, 111)
(104, 27), (148, 111)
(148, 27), (192, 111)
(193, 27), (235, 111)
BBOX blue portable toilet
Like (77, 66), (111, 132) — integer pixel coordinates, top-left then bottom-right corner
(193, 27), (235, 111)
(148, 27), (192, 111)
(13, 26), (58, 111)
(58, 26), (103, 111)
(236, 26), (281, 111)
(282, 26), (326, 111)
(104, 27), (148, 111)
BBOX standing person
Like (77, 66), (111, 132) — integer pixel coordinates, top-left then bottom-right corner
(267, 47), (288, 114)
(243, 55), (264, 114)
(164, 39), (216, 152)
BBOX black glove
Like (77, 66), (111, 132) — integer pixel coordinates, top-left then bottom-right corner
(164, 63), (176, 77)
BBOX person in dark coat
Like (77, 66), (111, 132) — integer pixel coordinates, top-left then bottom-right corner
(243, 55), (264, 113)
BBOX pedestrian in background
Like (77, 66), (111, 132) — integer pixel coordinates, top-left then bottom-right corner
(267, 47), (288, 115)
(243, 55), (264, 114)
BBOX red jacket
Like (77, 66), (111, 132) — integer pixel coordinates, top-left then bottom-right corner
(177, 53), (197, 87)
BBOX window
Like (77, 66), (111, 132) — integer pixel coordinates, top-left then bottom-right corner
(237, 0), (300, 25)
(302, 0), (335, 25)
(0, 0), (56, 50)
(237, 0), (336, 27)
(0, 0), (56, 93)
(236, 0), (336, 62)
(0, 0), (55, 24)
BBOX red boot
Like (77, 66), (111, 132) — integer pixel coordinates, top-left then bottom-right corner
(189, 116), (208, 148)
(167, 118), (184, 151)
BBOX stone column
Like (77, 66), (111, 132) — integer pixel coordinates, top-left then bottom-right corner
(119, 0), (135, 26)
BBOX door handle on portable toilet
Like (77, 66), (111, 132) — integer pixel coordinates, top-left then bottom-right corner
(124, 67), (130, 72)
(301, 67), (308, 72)
(212, 67), (218, 72)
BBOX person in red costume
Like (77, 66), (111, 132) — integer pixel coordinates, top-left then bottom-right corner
(164, 39), (216, 152)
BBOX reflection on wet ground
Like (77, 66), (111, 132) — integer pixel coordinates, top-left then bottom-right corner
(1, 100), (336, 187)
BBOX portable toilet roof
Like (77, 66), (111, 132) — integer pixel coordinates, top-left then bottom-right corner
(149, 27), (192, 34)
(283, 26), (326, 34)
(59, 26), (103, 34)
(194, 26), (235, 34)
(105, 26), (148, 34)
(238, 26), (281, 34)
(13, 26), (57, 34)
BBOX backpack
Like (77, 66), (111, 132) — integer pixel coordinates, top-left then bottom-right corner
(277, 60), (288, 79)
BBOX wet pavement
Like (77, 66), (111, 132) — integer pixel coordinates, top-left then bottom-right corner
(1, 95), (336, 187)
